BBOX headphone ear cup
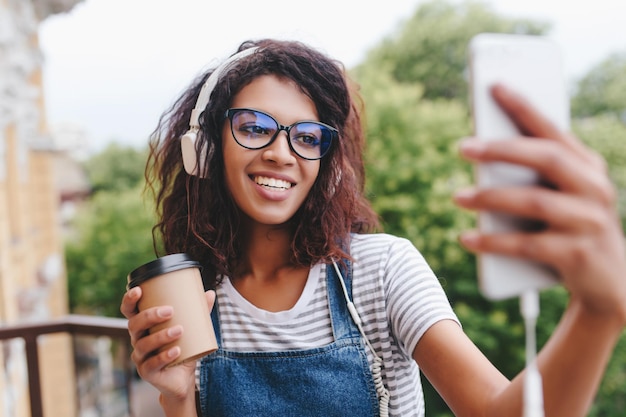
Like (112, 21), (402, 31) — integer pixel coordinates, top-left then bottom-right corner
(181, 130), (206, 177)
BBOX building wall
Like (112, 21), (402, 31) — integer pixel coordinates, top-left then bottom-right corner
(0, 0), (83, 416)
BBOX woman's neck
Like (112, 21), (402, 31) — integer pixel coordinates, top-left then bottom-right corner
(231, 223), (310, 312)
(236, 222), (295, 279)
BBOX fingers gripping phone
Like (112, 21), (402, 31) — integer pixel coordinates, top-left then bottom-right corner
(468, 33), (570, 300)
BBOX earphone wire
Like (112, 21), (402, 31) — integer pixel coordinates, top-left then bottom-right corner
(332, 261), (390, 417)
(521, 290), (545, 417)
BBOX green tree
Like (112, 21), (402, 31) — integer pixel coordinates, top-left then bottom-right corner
(362, 0), (548, 101)
(84, 143), (148, 194)
(575, 115), (626, 231)
(571, 52), (626, 120)
(66, 184), (157, 317)
(65, 144), (157, 317)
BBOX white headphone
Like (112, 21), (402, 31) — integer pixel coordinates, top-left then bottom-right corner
(180, 47), (259, 177)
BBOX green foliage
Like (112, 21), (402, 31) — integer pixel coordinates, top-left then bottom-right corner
(355, 61), (474, 293)
(591, 335), (626, 416)
(574, 115), (626, 232)
(66, 184), (157, 317)
(65, 144), (157, 317)
(571, 52), (626, 120)
(84, 143), (148, 193)
(360, 0), (549, 101)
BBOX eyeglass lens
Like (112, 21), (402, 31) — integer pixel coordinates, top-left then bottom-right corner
(228, 109), (335, 160)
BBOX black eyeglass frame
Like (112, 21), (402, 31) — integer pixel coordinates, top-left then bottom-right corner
(224, 108), (338, 160)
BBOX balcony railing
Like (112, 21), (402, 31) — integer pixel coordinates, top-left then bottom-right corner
(0, 314), (133, 417)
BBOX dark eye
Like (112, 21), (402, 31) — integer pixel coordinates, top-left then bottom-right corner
(240, 123), (272, 137)
(292, 133), (321, 148)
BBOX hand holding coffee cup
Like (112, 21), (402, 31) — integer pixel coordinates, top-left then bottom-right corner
(127, 253), (218, 367)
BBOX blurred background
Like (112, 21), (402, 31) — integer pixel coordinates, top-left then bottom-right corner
(1, 0), (625, 416)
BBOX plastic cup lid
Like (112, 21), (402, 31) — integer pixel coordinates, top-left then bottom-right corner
(127, 253), (201, 289)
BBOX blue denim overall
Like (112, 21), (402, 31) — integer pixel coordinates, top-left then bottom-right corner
(198, 262), (380, 416)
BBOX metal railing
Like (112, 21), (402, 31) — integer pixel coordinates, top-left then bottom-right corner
(0, 314), (132, 417)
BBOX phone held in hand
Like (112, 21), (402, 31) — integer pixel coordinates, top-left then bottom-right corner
(467, 33), (570, 300)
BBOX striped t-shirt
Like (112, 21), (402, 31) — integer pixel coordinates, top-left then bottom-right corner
(205, 233), (459, 416)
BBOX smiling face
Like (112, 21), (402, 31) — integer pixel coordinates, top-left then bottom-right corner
(222, 75), (321, 227)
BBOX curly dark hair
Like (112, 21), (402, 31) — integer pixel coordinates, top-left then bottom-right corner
(145, 39), (380, 288)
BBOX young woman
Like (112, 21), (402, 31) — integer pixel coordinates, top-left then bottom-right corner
(120, 39), (626, 416)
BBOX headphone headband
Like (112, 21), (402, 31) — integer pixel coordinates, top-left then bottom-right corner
(188, 47), (258, 130)
(181, 47), (259, 177)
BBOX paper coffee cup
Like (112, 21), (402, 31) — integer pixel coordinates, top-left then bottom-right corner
(127, 253), (218, 366)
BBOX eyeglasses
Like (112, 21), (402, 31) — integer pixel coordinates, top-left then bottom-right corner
(224, 108), (338, 160)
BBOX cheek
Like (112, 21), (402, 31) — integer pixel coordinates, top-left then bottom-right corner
(221, 127), (238, 172)
(312, 163), (321, 180)
(303, 161), (321, 188)
(221, 145), (239, 191)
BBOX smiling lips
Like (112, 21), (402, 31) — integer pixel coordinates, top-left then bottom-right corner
(253, 175), (293, 191)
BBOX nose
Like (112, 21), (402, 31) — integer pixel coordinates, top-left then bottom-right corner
(262, 130), (296, 164)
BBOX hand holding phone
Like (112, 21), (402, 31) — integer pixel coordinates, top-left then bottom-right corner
(468, 33), (570, 300)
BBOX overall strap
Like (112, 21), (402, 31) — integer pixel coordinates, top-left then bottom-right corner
(210, 295), (223, 345)
(326, 259), (361, 341)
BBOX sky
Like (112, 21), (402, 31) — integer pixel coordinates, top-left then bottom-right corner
(38, 0), (626, 152)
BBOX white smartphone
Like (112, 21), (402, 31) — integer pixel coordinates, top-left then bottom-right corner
(468, 33), (570, 300)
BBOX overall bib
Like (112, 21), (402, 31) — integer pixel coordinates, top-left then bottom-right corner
(198, 262), (380, 416)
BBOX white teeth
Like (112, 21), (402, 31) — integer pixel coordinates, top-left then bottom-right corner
(254, 176), (292, 190)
